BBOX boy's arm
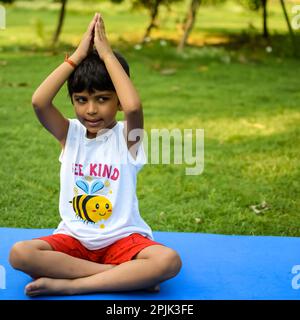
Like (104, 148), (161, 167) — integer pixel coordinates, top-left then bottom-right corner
(32, 52), (83, 148)
(94, 14), (143, 158)
(103, 54), (144, 154)
(32, 14), (98, 148)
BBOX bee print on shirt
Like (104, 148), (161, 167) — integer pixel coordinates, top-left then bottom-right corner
(69, 179), (112, 229)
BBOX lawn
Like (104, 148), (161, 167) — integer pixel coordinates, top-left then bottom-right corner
(0, 0), (299, 236)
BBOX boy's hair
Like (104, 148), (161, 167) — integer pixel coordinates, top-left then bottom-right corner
(67, 49), (130, 104)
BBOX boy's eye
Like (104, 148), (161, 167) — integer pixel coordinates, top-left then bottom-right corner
(75, 98), (86, 104)
(75, 97), (109, 103)
(98, 97), (109, 102)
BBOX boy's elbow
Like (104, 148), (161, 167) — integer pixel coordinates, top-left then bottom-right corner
(31, 101), (40, 109)
(31, 95), (48, 109)
(122, 101), (142, 114)
(31, 94), (41, 109)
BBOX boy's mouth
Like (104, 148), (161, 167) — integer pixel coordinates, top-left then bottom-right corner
(85, 118), (104, 127)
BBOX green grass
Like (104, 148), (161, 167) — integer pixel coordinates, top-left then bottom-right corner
(0, 0), (299, 236)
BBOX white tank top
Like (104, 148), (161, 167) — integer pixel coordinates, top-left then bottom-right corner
(54, 118), (154, 250)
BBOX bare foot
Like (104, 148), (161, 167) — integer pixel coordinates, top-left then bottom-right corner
(25, 277), (74, 297)
(146, 284), (160, 293)
(25, 277), (160, 296)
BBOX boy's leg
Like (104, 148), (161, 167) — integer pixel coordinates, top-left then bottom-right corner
(9, 240), (115, 279)
(25, 244), (182, 296)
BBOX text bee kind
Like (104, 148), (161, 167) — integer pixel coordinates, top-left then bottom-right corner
(72, 163), (120, 181)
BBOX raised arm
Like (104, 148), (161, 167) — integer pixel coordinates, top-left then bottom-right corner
(32, 13), (98, 148)
(93, 13), (143, 156)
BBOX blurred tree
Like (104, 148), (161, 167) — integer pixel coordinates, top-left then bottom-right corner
(131, 0), (182, 43)
(177, 0), (201, 52)
(52, 0), (68, 47)
(51, 0), (123, 47)
(0, 0), (14, 3)
(279, 0), (297, 57)
(104, 0), (183, 43)
(177, 0), (226, 52)
(239, 0), (269, 38)
(261, 0), (268, 38)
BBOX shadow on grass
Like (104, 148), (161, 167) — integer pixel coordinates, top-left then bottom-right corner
(1, 32), (299, 60)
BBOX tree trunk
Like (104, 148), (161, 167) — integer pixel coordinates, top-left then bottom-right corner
(262, 0), (269, 38)
(177, 0), (201, 52)
(52, 0), (67, 47)
(142, 0), (162, 43)
(279, 0), (298, 57)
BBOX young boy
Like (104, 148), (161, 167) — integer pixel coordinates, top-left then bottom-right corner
(9, 13), (182, 297)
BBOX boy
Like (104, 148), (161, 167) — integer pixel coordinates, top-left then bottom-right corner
(9, 13), (182, 296)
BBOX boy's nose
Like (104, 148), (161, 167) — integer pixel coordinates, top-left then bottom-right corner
(87, 102), (98, 114)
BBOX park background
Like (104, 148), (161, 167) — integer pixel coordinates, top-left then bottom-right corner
(0, 0), (299, 236)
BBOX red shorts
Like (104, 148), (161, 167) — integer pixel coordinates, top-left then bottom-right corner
(37, 233), (163, 265)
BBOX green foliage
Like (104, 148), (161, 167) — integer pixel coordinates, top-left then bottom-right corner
(238, 0), (262, 11)
(34, 18), (46, 42)
(201, 0), (227, 4)
(132, 0), (182, 10)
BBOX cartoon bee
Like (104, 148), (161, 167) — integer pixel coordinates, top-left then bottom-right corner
(69, 179), (112, 225)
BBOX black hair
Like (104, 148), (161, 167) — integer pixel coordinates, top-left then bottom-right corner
(67, 49), (130, 104)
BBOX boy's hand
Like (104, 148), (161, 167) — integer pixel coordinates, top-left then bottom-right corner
(73, 13), (98, 61)
(94, 13), (114, 61)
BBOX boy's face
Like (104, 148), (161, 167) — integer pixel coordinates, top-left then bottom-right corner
(72, 89), (121, 139)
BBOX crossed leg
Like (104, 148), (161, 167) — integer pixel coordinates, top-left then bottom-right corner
(9, 240), (115, 279)
(9, 240), (182, 297)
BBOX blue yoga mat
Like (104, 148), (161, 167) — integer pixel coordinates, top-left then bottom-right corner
(0, 228), (299, 300)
